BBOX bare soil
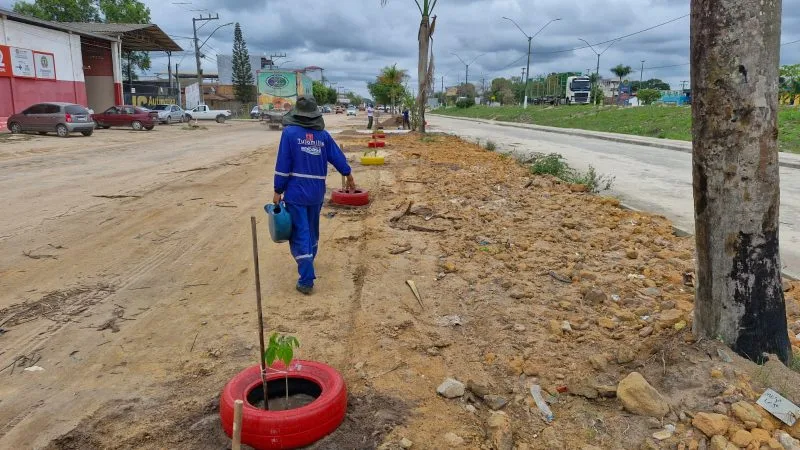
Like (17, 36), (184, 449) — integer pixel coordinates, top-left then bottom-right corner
(0, 114), (799, 450)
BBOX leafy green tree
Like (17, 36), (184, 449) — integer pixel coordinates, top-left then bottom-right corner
(631, 78), (671, 92)
(14, 0), (152, 79)
(346, 92), (364, 106)
(13, 0), (99, 21)
(231, 23), (255, 102)
(610, 64), (633, 102)
(367, 64), (409, 111)
(637, 88), (661, 105)
(780, 64), (800, 95)
(312, 81), (336, 105)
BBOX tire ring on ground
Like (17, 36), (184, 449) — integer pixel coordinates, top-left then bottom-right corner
(219, 362), (347, 450)
(360, 155), (385, 166)
(331, 189), (370, 207)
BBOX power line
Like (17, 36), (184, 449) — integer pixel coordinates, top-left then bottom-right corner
(532, 14), (689, 55)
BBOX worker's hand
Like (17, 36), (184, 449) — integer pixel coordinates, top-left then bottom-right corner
(346, 174), (356, 191)
(273, 192), (282, 205)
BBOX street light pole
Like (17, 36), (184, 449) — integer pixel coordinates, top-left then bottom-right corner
(192, 16), (233, 105)
(640, 60), (645, 92)
(579, 38), (618, 106)
(502, 17), (561, 109)
(452, 53), (485, 95)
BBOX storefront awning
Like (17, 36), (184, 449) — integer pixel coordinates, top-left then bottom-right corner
(65, 22), (182, 52)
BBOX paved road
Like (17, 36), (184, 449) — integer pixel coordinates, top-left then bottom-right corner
(429, 115), (800, 277)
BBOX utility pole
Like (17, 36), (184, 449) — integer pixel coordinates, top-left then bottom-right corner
(175, 63), (181, 106)
(639, 60), (645, 92)
(193, 14), (219, 105)
(691, 0), (791, 365)
(452, 52), (485, 92)
(680, 80), (689, 91)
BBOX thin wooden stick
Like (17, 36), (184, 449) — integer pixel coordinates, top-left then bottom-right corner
(250, 216), (269, 410)
(232, 399), (244, 450)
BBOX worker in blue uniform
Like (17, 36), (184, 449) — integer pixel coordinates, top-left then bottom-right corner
(273, 96), (355, 295)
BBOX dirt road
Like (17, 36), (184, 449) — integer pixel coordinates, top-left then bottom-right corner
(1, 115), (799, 450)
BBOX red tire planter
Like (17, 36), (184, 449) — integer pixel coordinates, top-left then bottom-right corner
(368, 141), (386, 148)
(331, 189), (370, 206)
(372, 133), (386, 139)
(220, 361), (347, 450)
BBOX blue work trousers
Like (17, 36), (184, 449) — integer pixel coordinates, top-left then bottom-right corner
(284, 203), (323, 288)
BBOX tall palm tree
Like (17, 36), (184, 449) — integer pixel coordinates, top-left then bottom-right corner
(381, 0), (437, 132)
(610, 64), (632, 104)
(379, 64), (409, 112)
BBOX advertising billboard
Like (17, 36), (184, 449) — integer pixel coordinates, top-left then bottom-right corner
(257, 70), (314, 111)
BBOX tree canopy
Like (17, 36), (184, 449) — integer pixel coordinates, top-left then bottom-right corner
(13, 0), (152, 79)
(630, 78), (671, 92)
(231, 23), (255, 103)
(312, 81), (337, 105)
(367, 64), (409, 108)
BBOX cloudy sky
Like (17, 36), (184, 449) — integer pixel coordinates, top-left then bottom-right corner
(3, 0), (800, 96)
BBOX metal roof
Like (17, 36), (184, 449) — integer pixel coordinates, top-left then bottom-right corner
(65, 22), (182, 52)
(0, 8), (116, 41)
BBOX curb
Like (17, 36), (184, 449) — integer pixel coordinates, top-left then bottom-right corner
(432, 115), (800, 171)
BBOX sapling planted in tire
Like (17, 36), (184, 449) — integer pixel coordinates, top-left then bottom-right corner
(265, 332), (300, 407)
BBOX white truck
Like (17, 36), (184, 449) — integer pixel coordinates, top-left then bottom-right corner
(184, 104), (232, 123)
(565, 76), (592, 105)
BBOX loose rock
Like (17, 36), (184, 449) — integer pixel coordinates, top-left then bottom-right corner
(692, 412), (731, 437)
(658, 309), (684, 327)
(598, 317), (617, 330)
(731, 401), (762, 425)
(443, 432), (464, 447)
(616, 372), (670, 417)
(616, 347), (636, 364)
(400, 437), (414, 449)
(486, 412), (513, 450)
(639, 326), (654, 337)
(652, 429), (673, 440)
(561, 320), (572, 333)
(467, 380), (489, 398)
(549, 320), (563, 335)
(709, 435), (729, 450)
(584, 289), (607, 305)
(589, 354), (608, 371)
(483, 395), (508, 411)
(437, 378), (466, 399)
(730, 429), (753, 447)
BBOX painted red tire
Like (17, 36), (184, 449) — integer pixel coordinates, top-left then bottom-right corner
(331, 189), (370, 206)
(219, 361), (347, 450)
(368, 141), (386, 148)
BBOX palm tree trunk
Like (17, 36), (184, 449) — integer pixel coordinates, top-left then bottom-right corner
(691, 0), (791, 364)
(417, 15), (429, 133)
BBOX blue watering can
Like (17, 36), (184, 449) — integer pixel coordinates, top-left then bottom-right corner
(264, 202), (292, 243)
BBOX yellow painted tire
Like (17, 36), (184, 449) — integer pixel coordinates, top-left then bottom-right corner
(360, 155), (385, 165)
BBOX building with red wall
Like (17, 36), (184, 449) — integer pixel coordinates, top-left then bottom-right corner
(0, 9), (181, 130)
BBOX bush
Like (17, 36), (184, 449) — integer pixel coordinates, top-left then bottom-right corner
(456, 97), (475, 108)
(485, 140), (497, 151)
(529, 153), (614, 193)
(637, 89), (661, 105)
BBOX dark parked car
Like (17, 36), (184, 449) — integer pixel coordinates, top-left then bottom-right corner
(7, 102), (95, 137)
(92, 106), (156, 131)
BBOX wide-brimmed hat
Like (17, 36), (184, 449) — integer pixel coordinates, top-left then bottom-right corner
(291, 96), (322, 118)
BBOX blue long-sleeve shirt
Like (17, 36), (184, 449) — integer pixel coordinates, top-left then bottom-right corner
(274, 125), (352, 205)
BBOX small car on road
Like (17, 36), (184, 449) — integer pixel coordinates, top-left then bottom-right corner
(150, 104), (185, 124)
(92, 106), (156, 131)
(7, 102), (95, 137)
(347, 106), (357, 116)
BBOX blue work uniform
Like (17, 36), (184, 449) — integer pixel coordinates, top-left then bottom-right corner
(273, 125), (351, 288)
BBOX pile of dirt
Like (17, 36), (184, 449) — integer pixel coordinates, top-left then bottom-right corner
(32, 131), (800, 450)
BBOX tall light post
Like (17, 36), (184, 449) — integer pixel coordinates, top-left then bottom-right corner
(193, 20), (233, 104)
(502, 17), (561, 109)
(578, 38), (618, 105)
(451, 52), (486, 91)
(640, 60), (645, 92)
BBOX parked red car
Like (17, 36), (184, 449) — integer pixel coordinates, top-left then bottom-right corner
(92, 105), (156, 131)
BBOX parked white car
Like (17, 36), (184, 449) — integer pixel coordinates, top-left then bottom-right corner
(184, 104), (232, 123)
(150, 104), (185, 124)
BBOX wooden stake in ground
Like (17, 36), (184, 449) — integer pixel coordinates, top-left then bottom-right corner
(250, 216), (270, 408)
(232, 399), (243, 450)
(691, 0), (792, 364)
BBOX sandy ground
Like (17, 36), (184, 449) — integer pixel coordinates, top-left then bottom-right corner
(0, 114), (799, 450)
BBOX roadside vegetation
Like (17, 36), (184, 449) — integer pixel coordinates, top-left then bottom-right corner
(433, 105), (800, 153)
